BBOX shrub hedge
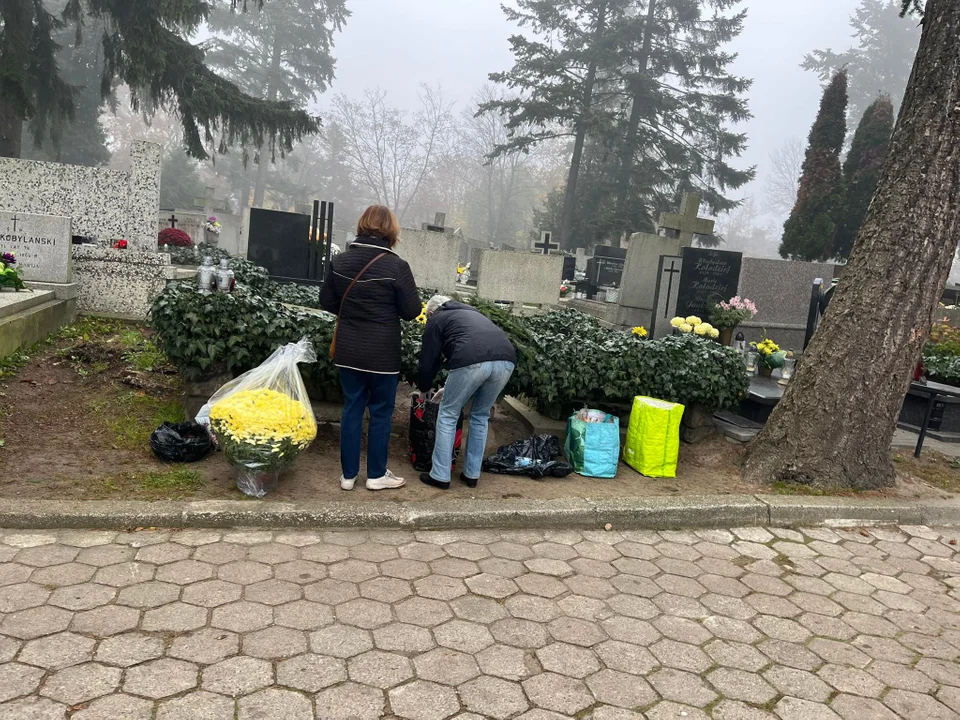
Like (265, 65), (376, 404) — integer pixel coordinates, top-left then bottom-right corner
(151, 273), (748, 418)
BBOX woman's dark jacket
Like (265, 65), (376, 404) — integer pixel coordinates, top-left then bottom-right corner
(320, 235), (421, 374)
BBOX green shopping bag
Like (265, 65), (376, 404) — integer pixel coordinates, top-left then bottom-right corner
(565, 410), (620, 478)
(622, 396), (684, 478)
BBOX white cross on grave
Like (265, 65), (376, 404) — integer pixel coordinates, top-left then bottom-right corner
(659, 192), (715, 247)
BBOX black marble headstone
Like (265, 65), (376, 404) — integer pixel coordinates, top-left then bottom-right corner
(562, 255), (576, 282)
(590, 256), (625, 287)
(247, 208), (312, 280)
(675, 247), (742, 318)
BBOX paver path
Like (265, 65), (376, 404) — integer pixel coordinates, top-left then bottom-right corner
(0, 525), (957, 719)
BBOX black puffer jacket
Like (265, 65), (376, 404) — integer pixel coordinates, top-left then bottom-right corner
(320, 235), (421, 374)
(417, 301), (517, 391)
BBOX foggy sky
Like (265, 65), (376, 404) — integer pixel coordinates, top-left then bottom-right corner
(329, 0), (869, 211)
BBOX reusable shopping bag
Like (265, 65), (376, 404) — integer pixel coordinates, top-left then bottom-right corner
(622, 396), (684, 478)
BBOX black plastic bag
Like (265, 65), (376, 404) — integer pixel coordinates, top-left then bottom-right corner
(150, 422), (214, 463)
(409, 395), (463, 472)
(482, 434), (573, 479)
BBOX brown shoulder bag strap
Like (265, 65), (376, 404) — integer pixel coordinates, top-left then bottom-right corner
(329, 252), (388, 359)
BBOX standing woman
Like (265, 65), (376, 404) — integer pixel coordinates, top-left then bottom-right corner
(320, 205), (421, 491)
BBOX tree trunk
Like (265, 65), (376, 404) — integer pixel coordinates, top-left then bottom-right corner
(0, 101), (23, 158)
(742, 0), (960, 490)
(253, 27), (284, 208)
(559, 1), (607, 251)
(615, 0), (657, 239)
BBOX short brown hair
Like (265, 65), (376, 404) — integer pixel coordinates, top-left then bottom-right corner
(356, 205), (401, 247)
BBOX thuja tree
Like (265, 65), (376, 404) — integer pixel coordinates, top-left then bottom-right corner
(0, 0), (319, 160)
(743, 0), (960, 491)
(835, 96), (895, 259)
(779, 70), (848, 262)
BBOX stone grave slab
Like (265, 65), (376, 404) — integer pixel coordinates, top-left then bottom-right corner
(675, 247), (742, 319)
(246, 208), (311, 280)
(650, 255), (683, 339)
(0, 211), (72, 283)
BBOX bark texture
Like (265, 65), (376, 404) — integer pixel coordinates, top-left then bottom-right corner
(743, 0), (960, 490)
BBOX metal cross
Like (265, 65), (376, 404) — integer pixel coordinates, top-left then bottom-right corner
(168, 213), (178, 229)
(535, 231), (559, 255)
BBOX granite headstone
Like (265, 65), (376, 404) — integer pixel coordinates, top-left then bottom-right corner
(0, 210), (72, 283)
(650, 255), (683, 340)
(246, 208), (311, 280)
(675, 247), (742, 319)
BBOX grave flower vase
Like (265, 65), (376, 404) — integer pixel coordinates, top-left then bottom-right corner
(758, 365), (773, 378)
(719, 327), (734, 346)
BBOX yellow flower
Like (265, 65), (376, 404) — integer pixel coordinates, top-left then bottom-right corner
(210, 389), (316, 448)
(694, 323), (709, 336)
(415, 302), (427, 325)
(709, 328), (720, 339)
(686, 316), (702, 326)
(679, 323), (693, 333)
(632, 326), (648, 337)
(670, 317), (685, 328)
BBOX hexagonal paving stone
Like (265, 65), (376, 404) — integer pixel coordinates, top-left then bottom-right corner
(336, 597), (393, 629)
(17, 544), (79, 568)
(0, 563), (31, 587)
(708, 668), (778, 705)
(169, 628), (239, 665)
(273, 559), (327, 585)
(156, 691), (235, 720)
(536, 642), (601, 679)
(243, 626), (308, 660)
(3, 606), (72, 639)
(277, 653), (346, 692)
(547, 616), (606, 647)
(360, 576), (414, 603)
(0, 582), (50, 612)
(92, 562), (157, 589)
(20, 632), (95, 670)
(415, 647), (481, 686)
(329, 559), (379, 583)
(41, 662), (121, 705)
(348, 649), (414, 688)
(72, 694), (154, 720)
(491, 618), (550, 649)
(134, 542), (191, 565)
(389, 680), (460, 720)
(381, 558), (432, 580)
(460, 675), (529, 719)
(141, 602), (207, 633)
(47, 583), (115, 612)
(774, 696), (842, 720)
(96, 633), (165, 668)
(194, 543), (246, 565)
(506, 595), (562, 623)
(76, 545), (136, 567)
(465, 573), (519, 599)
(648, 668), (718, 708)
(304, 577), (360, 605)
(217, 561), (273, 585)
(523, 672), (593, 715)
(313, 682), (385, 720)
(274, 599), (334, 630)
(239, 688), (314, 720)
(115, 580), (180, 608)
(596, 640), (658, 676)
(350, 541), (400, 563)
(202, 656), (274, 697)
(245, 542), (299, 565)
(0, 662), (44, 702)
(182, 579), (242, 608)
(396, 596), (453, 627)
(211, 601), (272, 633)
(124, 658), (199, 699)
(244, 578), (302, 606)
(435, 619), (495, 654)
(373, 622), (436, 653)
(310, 624), (374, 658)
(588, 668), (658, 709)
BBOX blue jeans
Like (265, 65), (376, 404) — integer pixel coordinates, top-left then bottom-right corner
(431, 361), (515, 482)
(340, 369), (399, 479)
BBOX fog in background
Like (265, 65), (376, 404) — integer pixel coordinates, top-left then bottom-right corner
(86, 0), (924, 259)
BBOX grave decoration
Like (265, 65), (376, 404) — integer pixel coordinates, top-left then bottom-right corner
(670, 316), (720, 340)
(205, 217), (222, 236)
(750, 336), (788, 377)
(200, 339), (318, 498)
(709, 296), (757, 345)
(631, 326), (648, 338)
(112, 239), (128, 250)
(0, 251), (24, 290)
(158, 227), (193, 248)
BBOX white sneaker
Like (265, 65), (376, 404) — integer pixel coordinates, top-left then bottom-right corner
(366, 469), (406, 491)
(340, 475), (357, 491)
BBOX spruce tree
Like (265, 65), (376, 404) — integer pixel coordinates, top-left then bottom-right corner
(779, 70), (848, 262)
(205, 0), (348, 206)
(835, 96), (894, 259)
(0, 0), (321, 160)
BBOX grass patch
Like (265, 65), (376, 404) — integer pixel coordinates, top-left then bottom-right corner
(768, 481), (858, 497)
(92, 391), (185, 450)
(0, 346), (37, 379)
(894, 451), (960, 493)
(123, 338), (168, 373)
(98, 467), (204, 499)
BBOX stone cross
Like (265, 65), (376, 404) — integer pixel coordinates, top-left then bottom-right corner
(659, 192), (714, 247)
(167, 213), (178, 229)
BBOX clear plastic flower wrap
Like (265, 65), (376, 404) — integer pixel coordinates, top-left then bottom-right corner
(197, 339), (317, 497)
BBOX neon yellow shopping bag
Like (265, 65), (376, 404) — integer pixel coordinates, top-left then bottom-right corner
(622, 396), (684, 478)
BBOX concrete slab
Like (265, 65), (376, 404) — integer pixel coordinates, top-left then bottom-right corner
(0, 289), (54, 320)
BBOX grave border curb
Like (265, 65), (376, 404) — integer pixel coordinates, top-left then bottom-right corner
(0, 495), (955, 530)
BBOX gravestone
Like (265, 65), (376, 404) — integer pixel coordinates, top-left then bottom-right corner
(477, 249), (563, 306)
(659, 192), (715, 245)
(675, 247), (743, 319)
(0, 211), (72, 283)
(535, 231), (558, 255)
(562, 255), (576, 283)
(423, 212), (449, 234)
(650, 255), (683, 339)
(246, 208), (312, 280)
(587, 246), (626, 293)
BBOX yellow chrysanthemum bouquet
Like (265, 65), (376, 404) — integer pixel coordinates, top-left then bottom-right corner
(670, 315), (720, 339)
(198, 339), (318, 497)
(750, 335), (788, 370)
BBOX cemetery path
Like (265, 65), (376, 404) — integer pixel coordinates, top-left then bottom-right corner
(0, 525), (958, 718)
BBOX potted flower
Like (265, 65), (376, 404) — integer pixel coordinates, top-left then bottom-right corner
(709, 296), (757, 346)
(158, 228), (193, 248)
(750, 336), (788, 377)
(631, 326), (648, 339)
(560, 284), (570, 298)
(0, 251), (25, 291)
(669, 315), (720, 340)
